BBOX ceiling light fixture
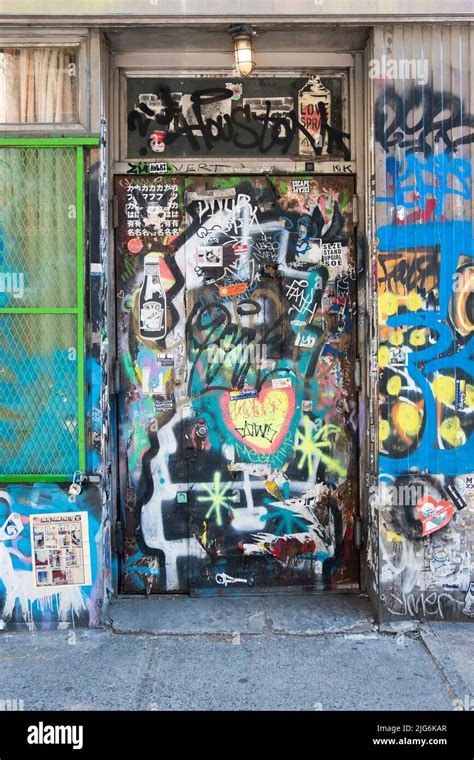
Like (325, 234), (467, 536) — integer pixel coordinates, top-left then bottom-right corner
(228, 24), (257, 78)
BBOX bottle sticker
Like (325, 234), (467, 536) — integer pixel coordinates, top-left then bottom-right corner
(141, 302), (164, 331)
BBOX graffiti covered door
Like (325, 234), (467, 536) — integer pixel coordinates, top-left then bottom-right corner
(115, 174), (359, 594)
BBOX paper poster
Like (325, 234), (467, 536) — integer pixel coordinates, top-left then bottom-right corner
(126, 182), (180, 238)
(298, 76), (331, 156)
(31, 512), (92, 588)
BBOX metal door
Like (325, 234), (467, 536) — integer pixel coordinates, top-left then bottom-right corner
(115, 174), (359, 594)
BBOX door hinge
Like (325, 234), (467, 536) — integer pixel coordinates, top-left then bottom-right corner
(354, 357), (362, 391)
(353, 194), (359, 226)
(111, 359), (122, 394)
(354, 516), (363, 550)
(112, 195), (119, 229)
(115, 520), (124, 556)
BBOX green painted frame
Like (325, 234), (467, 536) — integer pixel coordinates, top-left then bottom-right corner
(0, 136), (100, 483)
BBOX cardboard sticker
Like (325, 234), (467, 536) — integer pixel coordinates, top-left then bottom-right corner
(463, 476), (474, 490)
(272, 378), (292, 389)
(295, 333), (317, 348)
(416, 497), (455, 537)
(153, 398), (175, 413)
(225, 83), (242, 101)
(389, 346), (409, 367)
(156, 353), (175, 367)
(196, 245), (223, 267)
(127, 161), (169, 175)
(31, 512), (92, 588)
(442, 483), (467, 511)
(127, 238), (143, 254)
(149, 129), (166, 153)
(292, 180), (311, 194)
(219, 283), (247, 297)
(230, 388), (258, 401)
(455, 379), (466, 411)
(322, 241), (344, 267)
(147, 162), (168, 173)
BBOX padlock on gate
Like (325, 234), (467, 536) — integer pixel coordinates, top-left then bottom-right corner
(68, 471), (85, 498)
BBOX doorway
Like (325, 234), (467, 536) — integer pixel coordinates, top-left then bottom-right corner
(115, 173), (359, 594)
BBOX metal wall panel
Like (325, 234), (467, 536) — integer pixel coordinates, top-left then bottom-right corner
(1, 0), (473, 21)
(372, 24), (474, 621)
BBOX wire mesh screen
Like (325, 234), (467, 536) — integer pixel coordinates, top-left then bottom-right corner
(0, 145), (83, 478)
(0, 314), (79, 475)
(0, 147), (77, 309)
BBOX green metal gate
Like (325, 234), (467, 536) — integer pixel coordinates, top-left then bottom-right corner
(0, 137), (97, 482)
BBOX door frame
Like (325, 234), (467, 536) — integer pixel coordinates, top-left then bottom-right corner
(106, 52), (371, 596)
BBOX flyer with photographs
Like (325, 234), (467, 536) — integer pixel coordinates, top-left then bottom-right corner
(31, 512), (92, 588)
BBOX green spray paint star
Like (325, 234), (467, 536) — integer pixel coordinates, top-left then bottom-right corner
(197, 472), (236, 527)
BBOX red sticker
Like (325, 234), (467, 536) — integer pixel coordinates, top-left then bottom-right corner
(128, 238), (143, 254)
(416, 496), (454, 537)
(219, 282), (248, 297)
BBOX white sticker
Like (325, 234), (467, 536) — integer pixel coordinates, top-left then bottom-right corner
(272, 378), (292, 389)
(322, 241), (344, 268)
(156, 353), (174, 367)
(292, 180), (311, 194)
(295, 333), (317, 348)
(196, 245), (223, 267)
(389, 346), (409, 367)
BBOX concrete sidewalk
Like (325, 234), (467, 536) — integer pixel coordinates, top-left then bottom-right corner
(0, 594), (471, 711)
